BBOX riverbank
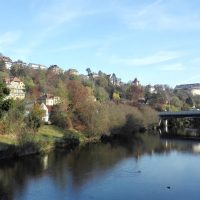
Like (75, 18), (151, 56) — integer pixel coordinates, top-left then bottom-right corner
(0, 125), (100, 160)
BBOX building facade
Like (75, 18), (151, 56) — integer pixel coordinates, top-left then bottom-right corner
(4, 77), (25, 100)
(28, 63), (46, 69)
(40, 103), (49, 122)
(38, 93), (61, 106)
(0, 56), (12, 69)
(175, 84), (200, 96)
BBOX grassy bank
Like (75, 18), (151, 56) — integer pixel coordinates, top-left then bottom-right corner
(0, 125), (97, 160)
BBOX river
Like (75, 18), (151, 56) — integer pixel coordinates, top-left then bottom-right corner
(1, 133), (200, 200)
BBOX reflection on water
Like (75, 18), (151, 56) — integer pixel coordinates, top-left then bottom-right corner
(0, 133), (200, 200)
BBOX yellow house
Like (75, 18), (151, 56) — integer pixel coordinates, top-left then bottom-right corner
(38, 93), (60, 106)
(4, 77), (25, 100)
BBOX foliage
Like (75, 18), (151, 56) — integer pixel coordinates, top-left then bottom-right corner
(126, 85), (144, 102)
(10, 62), (26, 77)
(50, 105), (72, 129)
(94, 87), (109, 102)
(0, 60), (6, 72)
(185, 96), (194, 107)
(1, 100), (25, 134)
(67, 80), (90, 112)
(0, 83), (12, 118)
(61, 130), (80, 147)
(112, 92), (120, 103)
(25, 104), (44, 133)
(140, 106), (159, 128)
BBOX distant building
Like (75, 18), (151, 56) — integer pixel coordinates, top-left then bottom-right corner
(146, 85), (157, 94)
(132, 78), (140, 86)
(12, 60), (27, 67)
(40, 103), (49, 122)
(66, 68), (79, 76)
(38, 93), (61, 106)
(0, 56), (12, 69)
(175, 84), (200, 96)
(4, 77), (25, 100)
(25, 102), (50, 123)
(28, 63), (46, 69)
(48, 65), (63, 74)
(92, 73), (100, 79)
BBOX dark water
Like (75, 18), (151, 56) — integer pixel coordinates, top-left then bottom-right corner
(1, 134), (200, 200)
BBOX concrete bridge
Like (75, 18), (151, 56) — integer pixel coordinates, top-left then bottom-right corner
(158, 110), (200, 133)
(158, 110), (200, 119)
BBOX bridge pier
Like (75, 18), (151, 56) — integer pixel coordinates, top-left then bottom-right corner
(164, 119), (168, 133)
(159, 119), (168, 133)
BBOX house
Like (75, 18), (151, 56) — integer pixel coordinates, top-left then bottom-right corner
(175, 84), (200, 96)
(40, 103), (49, 122)
(0, 56), (12, 69)
(28, 63), (46, 69)
(4, 77), (25, 100)
(38, 93), (61, 106)
(132, 78), (140, 86)
(146, 85), (157, 94)
(48, 65), (63, 74)
(24, 102), (51, 123)
(66, 68), (79, 76)
(12, 60), (27, 67)
(92, 73), (100, 79)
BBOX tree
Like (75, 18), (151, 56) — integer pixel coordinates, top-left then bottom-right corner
(86, 68), (92, 76)
(50, 104), (72, 129)
(86, 68), (94, 82)
(67, 80), (90, 112)
(26, 104), (44, 133)
(185, 96), (194, 107)
(1, 100), (25, 134)
(111, 73), (117, 85)
(96, 77), (109, 88)
(94, 87), (109, 102)
(126, 85), (144, 102)
(170, 96), (183, 108)
(0, 60), (6, 72)
(0, 83), (12, 118)
(112, 92), (120, 104)
(10, 63), (26, 77)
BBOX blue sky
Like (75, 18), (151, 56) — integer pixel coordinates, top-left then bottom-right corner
(1, 0), (200, 87)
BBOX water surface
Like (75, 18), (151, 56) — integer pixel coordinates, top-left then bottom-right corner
(1, 134), (200, 200)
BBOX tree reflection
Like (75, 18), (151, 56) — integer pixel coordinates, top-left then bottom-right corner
(0, 133), (200, 199)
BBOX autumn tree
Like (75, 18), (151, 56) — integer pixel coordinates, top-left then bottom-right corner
(126, 85), (144, 102)
(112, 92), (120, 104)
(67, 80), (90, 112)
(26, 104), (44, 133)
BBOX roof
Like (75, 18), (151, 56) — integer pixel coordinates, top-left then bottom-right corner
(38, 93), (60, 101)
(133, 78), (139, 83)
(175, 83), (200, 90)
(38, 93), (54, 100)
(4, 77), (22, 84)
(0, 56), (12, 62)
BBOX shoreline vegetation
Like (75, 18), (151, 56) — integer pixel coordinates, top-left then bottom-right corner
(0, 104), (159, 160)
(0, 125), (98, 160)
